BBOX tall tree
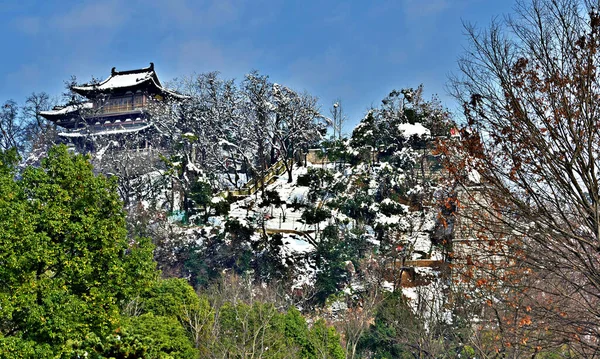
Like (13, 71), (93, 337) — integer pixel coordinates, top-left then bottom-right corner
(0, 100), (24, 153)
(272, 84), (325, 183)
(445, 0), (600, 356)
(0, 145), (157, 355)
(243, 71), (275, 195)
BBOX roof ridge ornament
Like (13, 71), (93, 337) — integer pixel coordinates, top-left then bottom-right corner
(68, 63), (188, 100)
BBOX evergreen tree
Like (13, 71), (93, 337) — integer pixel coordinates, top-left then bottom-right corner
(0, 145), (163, 356)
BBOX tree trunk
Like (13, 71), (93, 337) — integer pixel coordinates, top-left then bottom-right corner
(287, 163), (293, 183)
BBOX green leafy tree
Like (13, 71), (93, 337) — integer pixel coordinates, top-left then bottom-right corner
(309, 319), (345, 359)
(312, 225), (351, 305)
(0, 145), (157, 356)
(284, 308), (314, 358)
(215, 301), (292, 358)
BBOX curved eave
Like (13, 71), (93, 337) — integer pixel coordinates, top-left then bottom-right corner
(71, 78), (188, 100)
(39, 112), (64, 122)
(40, 110), (80, 123)
(71, 78), (153, 97)
(40, 102), (93, 123)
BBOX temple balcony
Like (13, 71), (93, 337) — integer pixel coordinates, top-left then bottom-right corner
(99, 103), (146, 114)
(58, 117), (151, 138)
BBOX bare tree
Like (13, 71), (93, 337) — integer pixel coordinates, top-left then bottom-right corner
(445, 0), (600, 356)
(271, 84), (325, 183)
(0, 100), (25, 153)
(243, 71), (275, 196)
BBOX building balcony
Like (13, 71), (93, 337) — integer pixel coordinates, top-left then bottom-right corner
(58, 118), (151, 137)
(99, 103), (146, 114)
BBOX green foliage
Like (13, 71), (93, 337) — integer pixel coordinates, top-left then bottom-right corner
(283, 307), (345, 359)
(0, 146), (158, 355)
(182, 218), (255, 288)
(312, 225), (350, 304)
(0, 145), (184, 357)
(358, 292), (417, 358)
(309, 319), (345, 359)
(350, 111), (378, 150)
(261, 189), (284, 207)
(297, 168), (340, 202)
(212, 197), (231, 216)
(112, 314), (198, 359)
(0, 337), (53, 359)
(319, 139), (359, 167)
(358, 291), (469, 359)
(379, 198), (406, 216)
(296, 173), (311, 187)
(284, 308), (313, 358)
(216, 301), (291, 358)
(330, 191), (376, 223)
(289, 196), (307, 211)
(252, 233), (290, 282)
(301, 207), (331, 225)
(211, 302), (344, 359)
(350, 86), (452, 169)
(303, 167), (334, 183)
(141, 278), (200, 318)
(189, 180), (213, 222)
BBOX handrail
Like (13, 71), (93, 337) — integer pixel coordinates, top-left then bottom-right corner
(227, 158), (293, 198)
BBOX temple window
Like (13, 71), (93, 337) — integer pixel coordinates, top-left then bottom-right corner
(103, 95), (134, 113)
(134, 93), (144, 109)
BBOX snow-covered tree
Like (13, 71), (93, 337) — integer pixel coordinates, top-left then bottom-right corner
(271, 84), (325, 183)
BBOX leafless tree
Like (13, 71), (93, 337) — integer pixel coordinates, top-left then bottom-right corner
(0, 100), (25, 153)
(271, 84), (325, 183)
(445, 0), (600, 356)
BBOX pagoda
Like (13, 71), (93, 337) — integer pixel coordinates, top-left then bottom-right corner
(40, 63), (185, 152)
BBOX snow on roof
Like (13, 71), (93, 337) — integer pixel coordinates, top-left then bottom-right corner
(75, 73), (151, 91)
(71, 63), (187, 99)
(398, 122), (431, 138)
(40, 102), (93, 116)
(58, 124), (151, 137)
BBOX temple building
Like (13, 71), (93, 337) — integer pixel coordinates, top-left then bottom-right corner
(40, 63), (185, 152)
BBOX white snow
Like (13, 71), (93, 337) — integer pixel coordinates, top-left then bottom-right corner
(398, 122), (431, 138)
(72, 69), (187, 99)
(58, 124), (151, 137)
(211, 196), (224, 204)
(40, 102), (93, 116)
(468, 168), (481, 183)
(282, 236), (313, 254)
(74, 72), (153, 91)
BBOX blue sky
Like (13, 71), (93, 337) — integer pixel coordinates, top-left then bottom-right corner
(0, 0), (514, 130)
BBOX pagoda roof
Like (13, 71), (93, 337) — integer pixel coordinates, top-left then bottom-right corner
(39, 102), (93, 120)
(71, 63), (187, 99)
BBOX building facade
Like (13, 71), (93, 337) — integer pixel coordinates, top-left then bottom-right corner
(40, 63), (185, 152)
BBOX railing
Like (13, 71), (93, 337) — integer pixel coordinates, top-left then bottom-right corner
(100, 104), (145, 114)
(225, 158), (293, 198)
(58, 121), (150, 137)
